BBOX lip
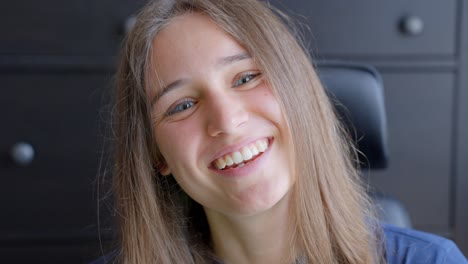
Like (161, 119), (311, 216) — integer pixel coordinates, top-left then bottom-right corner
(208, 137), (273, 178)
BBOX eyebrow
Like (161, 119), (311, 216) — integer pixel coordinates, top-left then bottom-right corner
(216, 52), (251, 67)
(151, 52), (251, 105)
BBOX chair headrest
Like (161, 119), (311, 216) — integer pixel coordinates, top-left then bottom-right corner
(317, 62), (389, 169)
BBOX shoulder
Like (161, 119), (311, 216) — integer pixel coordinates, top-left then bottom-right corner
(382, 223), (467, 264)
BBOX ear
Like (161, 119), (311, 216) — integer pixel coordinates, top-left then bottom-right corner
(158, 163), (171, 176)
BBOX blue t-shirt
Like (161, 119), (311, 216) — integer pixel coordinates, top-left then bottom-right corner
(383, 224), (467, 263)
(91, 224), (467, 263)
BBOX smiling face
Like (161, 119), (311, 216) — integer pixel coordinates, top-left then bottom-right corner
(149, 13), (293, 217)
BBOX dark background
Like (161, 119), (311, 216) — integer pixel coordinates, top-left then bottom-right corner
(1, 0), (467, 262)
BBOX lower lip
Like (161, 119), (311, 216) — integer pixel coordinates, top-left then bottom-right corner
(209, 138), (273, 178)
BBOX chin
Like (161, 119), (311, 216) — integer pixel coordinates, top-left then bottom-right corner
(229, 180), (292, 217)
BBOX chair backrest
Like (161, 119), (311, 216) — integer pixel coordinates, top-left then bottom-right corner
(317, 61), (389, 169)
(317, 62), (412, 227)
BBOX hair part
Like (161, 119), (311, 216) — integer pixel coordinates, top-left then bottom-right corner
(111, 0), (384, 263)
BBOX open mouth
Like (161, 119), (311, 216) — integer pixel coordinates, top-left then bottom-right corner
(212, 138), (270, 170)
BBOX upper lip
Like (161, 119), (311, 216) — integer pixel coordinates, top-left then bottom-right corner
(209, 137), (271, 165)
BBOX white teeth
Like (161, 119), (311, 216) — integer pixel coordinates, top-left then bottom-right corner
(232, 151), (243, 164)
(215, 158), (226, 170)
(251, 144), (259, 156)
(256, 140), (267, 152)
(241, 147), (253, 160)
(213, 139), (270, 170)
(225, 156), (234, 166)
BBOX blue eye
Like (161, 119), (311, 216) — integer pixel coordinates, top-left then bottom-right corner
(233, 73), (261, 87)
(166, 99), (196, 116)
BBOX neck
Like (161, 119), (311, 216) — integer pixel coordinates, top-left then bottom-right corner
(204, 192), (295, 264)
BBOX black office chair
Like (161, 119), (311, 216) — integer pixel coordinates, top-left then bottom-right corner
(317, 61), (412, 228)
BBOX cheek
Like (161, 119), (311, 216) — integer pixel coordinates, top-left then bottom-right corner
(264, 92), (283, 118)
(258, 86), (294, 166)
(154, 121), (201, 168)
(254, 87), (285, 128)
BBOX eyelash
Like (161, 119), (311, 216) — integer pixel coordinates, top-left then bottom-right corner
(166, 99), (196, 116)
(165, 72), (262, 116)
(233, 72), (261, 87)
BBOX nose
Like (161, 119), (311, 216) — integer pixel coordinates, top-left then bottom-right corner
(206, 92), (249, 137)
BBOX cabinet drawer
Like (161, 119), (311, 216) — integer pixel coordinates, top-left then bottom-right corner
(370, 72), (454, 234)
(0, 0), (145, 56)
(0, 73), (108, 238)
(0, 243), (101, 264)
(270, 0), (457, 57)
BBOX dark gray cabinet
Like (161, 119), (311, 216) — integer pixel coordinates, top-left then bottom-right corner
(271, 0), (457, 57)
(0, 73), (104, 236)
(0, 1), (146, 262)
(0, 73), (110, 263)
(371, 72), (454, 235)
(0, 0), (145, 56)
(454, 0), (468, 253)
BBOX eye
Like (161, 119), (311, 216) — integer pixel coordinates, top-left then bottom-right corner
(233, 72), (261, 87)
(166, 99), (197, 116)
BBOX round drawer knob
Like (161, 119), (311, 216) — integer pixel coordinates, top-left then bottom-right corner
(10, 142), (35, 166)
(123, 16), (137, 35)
(400, 15), (424, 36)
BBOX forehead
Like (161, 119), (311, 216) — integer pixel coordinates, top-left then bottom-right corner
(149, 13), (247, 86)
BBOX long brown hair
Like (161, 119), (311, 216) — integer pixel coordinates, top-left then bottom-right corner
(111, 0), (384, 262)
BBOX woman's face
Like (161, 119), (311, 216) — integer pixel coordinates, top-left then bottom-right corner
(149, 13), (294, 217)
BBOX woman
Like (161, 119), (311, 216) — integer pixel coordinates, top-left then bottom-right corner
(95, 0), (467, 263)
